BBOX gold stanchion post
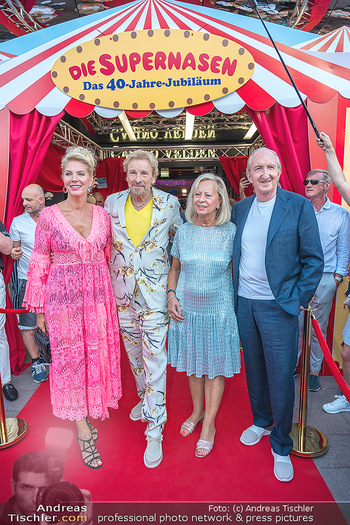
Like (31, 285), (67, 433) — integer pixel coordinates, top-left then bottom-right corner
(290, 305), (328, 457)
(0, 372), (28, 450)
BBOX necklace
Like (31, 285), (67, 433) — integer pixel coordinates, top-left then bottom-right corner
(130, 191), (153, 210)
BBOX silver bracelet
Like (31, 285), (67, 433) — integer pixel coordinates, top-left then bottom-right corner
(167, 295), (177, 303)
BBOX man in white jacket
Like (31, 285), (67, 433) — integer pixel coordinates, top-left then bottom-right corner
(105, 150), (182, 468)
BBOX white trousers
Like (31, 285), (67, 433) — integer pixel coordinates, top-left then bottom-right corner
(0, 273), (11, 385)
(298, 273), (337, 374)
(117, 285), (168, 438)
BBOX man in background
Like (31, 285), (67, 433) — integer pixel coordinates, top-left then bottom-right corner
(317, 132), (350, 413)
(10, 184), (47, 383)
(93, 192), (104, 207)
(0, 220), (17, 401)
(297, 168), (350, 392)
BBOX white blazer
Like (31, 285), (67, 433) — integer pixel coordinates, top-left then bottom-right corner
(105, 187), (182, 309)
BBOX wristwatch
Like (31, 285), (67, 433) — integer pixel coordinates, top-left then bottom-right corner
(334, 274), (344, 283)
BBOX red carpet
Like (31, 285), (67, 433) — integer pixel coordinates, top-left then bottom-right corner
(0, 350), (338, 504)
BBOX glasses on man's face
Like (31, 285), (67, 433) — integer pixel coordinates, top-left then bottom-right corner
(303, 179), (325, 186)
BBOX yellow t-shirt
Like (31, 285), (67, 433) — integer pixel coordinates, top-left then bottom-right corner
(125, 194), (153, 247)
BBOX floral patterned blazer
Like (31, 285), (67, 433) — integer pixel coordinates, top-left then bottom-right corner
(105, 187), (182, 309)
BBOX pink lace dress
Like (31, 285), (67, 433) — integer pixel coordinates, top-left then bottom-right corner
(23, 204), (121, 421)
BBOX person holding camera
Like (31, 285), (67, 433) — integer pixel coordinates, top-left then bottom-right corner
(1, 449), (92, 525)
(0, 451), (50, 523)
(24, 146), (122, 470)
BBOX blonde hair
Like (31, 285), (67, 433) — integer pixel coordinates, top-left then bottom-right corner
(86, 194), (96, 204)
(123, 150), (159, 180)
(185, 173), (231, 226)
(61, 146), (97, 179)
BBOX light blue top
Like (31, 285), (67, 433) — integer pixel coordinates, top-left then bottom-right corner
(314, 197), (350, 276)
(168, 221), (240, 379)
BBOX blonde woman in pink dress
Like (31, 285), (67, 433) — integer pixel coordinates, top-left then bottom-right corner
(24, 146), (121, 470)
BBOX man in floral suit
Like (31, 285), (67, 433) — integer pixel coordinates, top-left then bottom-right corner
(105, 150), (182, 468)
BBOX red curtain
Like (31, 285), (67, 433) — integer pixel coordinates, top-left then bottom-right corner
(37, 148), (128, 198)
(219, 156), (251, 199)
(247, 103), (310, 195)
(95, 157), (128, 199)
(5, 110), (64, 232)
(36, 143), (65, 192)
(4, 109), (63, 374)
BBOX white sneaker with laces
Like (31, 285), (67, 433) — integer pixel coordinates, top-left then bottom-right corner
(31, 360), (47, 384)
(322, 395), (350, 414)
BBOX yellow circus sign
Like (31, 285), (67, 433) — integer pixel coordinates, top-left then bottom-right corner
(51, 30), (255, 111)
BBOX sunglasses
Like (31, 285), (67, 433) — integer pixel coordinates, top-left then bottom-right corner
(303, 179), (326, 186)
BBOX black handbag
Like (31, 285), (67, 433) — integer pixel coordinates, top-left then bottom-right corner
(34, 328), (52, 364)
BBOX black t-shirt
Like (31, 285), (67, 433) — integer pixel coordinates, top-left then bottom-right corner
(0, 221), (10, 271)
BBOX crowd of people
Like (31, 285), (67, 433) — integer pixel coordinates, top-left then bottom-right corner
(0, 132), (349, 482)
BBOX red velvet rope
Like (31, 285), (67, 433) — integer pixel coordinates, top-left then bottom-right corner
(0, 308), (28, 314)
(312, 317), (350, 403)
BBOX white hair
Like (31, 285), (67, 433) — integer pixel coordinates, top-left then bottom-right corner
(185, 173), (231, 226)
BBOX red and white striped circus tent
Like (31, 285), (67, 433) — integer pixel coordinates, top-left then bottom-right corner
(1, 1), (349, 368)
(295, 26), (350, 53)
(0, 0), (349, 119)
(0, 50), (16, 62)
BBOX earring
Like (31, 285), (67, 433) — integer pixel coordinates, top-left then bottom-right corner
(216, 205), (220, 210)
(62, 186), (68, 194)
(88, 186), (93, 195)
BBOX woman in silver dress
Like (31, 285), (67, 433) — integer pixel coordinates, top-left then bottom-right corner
(167, 173), (240, 458)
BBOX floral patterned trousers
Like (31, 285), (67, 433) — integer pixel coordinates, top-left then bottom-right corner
(117, 285), (168, 438)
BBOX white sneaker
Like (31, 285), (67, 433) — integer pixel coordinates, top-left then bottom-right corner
(240, 425), (271, 446)
(271, 449), (294, 482)
(130, 400), (143, 421)
(144, 435), (163, 468)
(322, 395), (350, 414)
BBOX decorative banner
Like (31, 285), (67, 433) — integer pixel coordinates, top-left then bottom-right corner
(51, 29), (255, 111)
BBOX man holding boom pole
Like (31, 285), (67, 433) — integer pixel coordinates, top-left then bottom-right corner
(317, 132), (350, 414)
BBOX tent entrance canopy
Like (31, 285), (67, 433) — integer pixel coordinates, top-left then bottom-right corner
(0, 0), (349, 118)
